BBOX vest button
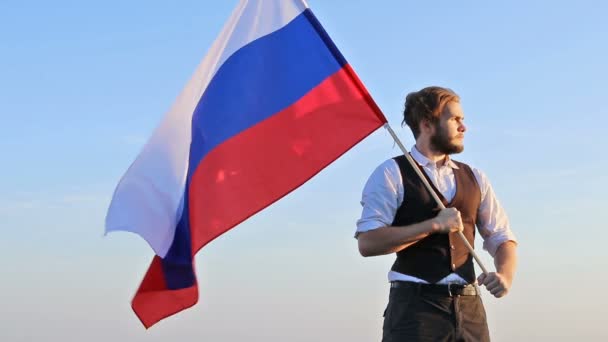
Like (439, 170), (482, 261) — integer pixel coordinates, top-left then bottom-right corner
(450, 245), (455, 250)
(451, 263), (456, 270)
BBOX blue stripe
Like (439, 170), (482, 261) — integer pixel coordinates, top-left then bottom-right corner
(161, 9), (347, 289)
(189, 9), (347, 177)
(302, 10), (347, 70)
(160, 184), (195, 290)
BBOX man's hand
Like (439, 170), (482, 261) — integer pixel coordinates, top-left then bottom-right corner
(432, 208), (464, 234)
(477, 272), (511, 298)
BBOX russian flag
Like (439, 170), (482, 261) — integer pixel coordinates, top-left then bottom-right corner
(105, 0), (386, 328)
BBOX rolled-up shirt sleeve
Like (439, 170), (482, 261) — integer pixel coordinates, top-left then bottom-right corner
(472, 168), (518, 257)
(355, 159), (403, 238)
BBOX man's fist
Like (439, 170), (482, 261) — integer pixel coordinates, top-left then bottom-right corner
(477, 272), (512, 298)
(432, 208), (464, 234)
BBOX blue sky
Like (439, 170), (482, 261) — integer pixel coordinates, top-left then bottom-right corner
(1, 1), (607, 341)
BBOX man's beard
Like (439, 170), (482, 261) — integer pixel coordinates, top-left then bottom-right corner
(430, 126), (464, 155)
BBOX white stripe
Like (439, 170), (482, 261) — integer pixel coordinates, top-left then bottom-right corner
(105, 0), (308, 257)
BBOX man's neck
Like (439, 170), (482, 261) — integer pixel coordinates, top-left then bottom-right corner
(414, 143), (448, 166)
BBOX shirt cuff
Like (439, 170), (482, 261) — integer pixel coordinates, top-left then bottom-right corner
(354, 219), (387, 238)
(483, 231), (518, 257)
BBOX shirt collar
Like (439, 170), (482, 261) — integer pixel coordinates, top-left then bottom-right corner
(411, 145), (460, 169)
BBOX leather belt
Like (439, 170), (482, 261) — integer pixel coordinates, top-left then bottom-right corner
(390, 281), (478, 296)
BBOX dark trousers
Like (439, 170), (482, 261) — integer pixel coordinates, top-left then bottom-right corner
(382, 283), (490, 342)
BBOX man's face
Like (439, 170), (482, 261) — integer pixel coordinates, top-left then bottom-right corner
(429, 101), (467, 155)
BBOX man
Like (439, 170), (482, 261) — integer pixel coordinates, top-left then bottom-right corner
(356, 86), (517, 341)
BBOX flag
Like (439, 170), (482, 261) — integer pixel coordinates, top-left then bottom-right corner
(105, 0), (387, 328)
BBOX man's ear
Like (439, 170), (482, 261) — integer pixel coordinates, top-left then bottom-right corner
(420, 119), (434, 135)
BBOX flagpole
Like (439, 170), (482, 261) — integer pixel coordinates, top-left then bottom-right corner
(383, 123), (489, 275)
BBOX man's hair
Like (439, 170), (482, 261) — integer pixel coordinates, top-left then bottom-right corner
(402, 86), (460, 139)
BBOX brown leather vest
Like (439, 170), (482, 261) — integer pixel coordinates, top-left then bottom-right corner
(390, 155), (481, 283)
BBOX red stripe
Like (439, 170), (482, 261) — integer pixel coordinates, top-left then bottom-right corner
(189, 65), (385, 252)
(131, 256), (198, 328)
(130, 65), (385, 328)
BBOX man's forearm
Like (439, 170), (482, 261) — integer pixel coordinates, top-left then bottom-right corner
(494, 240), (518, 284)
(357, 208), (465, 257)
(357, 220), (437, 257)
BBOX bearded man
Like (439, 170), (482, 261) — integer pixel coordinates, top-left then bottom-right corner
(356, 86), (518, 341)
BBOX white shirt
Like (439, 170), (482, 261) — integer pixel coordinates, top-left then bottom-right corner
(356, 147), (517, 284)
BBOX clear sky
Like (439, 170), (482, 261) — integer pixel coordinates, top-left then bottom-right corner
(1, 1), (607, 341)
